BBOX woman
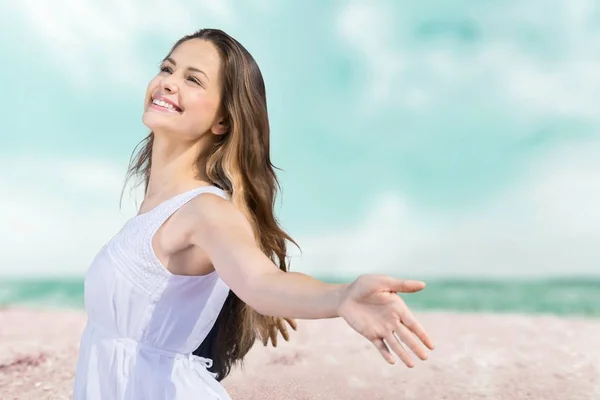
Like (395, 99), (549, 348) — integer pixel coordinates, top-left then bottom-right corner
(72, 28), (435, 399)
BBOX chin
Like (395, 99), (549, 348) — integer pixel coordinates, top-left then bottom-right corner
(142, 111), (175, 131)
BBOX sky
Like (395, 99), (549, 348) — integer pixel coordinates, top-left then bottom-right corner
(1, 0), (599, 279)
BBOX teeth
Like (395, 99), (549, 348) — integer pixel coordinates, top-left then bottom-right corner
(152, 98), (178, 111)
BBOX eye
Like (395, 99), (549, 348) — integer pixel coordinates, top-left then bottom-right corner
(187, 76), (202, 86)
(159, 65), (172, 74)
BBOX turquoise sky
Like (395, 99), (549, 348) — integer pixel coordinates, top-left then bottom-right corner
(1, 1), (599, 279)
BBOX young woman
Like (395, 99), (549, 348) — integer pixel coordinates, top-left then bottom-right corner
(72, 28), (435, 400)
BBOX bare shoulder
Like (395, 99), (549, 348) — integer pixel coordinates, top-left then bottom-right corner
(180, 192), (254, 244)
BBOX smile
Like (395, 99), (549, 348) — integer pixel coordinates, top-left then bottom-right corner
(149, 97), (183, 113)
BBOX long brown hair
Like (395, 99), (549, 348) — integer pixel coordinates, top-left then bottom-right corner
(123, 29), (298, 380)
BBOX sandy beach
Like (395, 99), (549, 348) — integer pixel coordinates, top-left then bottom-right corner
(0, 307), (598, 400)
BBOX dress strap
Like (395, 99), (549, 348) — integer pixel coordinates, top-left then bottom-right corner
(147, 185), (229, 233)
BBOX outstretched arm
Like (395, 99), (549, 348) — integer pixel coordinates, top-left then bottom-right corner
(188, 194), (348, 319)
(187, 193), (434, 367)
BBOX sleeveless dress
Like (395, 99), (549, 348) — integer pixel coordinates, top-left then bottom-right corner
(72, 186), (233, 399)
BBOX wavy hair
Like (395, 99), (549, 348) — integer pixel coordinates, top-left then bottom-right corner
(124, 28), (298, 381)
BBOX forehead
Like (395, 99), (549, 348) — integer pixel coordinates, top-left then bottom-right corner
(167, 39), (222, 78)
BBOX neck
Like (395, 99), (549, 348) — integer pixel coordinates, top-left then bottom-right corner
(145, 133), (210, 198)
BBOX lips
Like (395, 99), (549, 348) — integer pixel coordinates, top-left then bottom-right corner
(151, 95), (183, 112)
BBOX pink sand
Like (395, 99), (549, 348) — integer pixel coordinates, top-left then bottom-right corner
(1, 307), (598, 399)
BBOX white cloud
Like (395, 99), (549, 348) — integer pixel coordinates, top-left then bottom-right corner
(2, 138), (598, 279)
(292, 138), (600, 279)
(336, 2), (405, 110)
(335, 0), (600, 120)
(9, 0), (235, 89)
(0, 156), (141, 277)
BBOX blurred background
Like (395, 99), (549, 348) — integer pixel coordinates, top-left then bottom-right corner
(0, 0), (598, 316)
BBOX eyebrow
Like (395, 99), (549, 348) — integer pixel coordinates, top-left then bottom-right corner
(162, 57), (209, 81)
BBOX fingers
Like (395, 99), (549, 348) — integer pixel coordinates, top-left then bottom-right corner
(260, 317), (298, 348)
(259, 327), (269, 346)
(390, 278), (426, 293)
(284, 317), (298, 331)
(389, 277), (434, 349)
(375, 300), (434, 366)
(392, 321), (428, 361)
(269, 323), (278, 347)
(378, 322), (430, 368)
(383, 333), (414, 368)
(372, 338), (396, 365)
(400, 309), (435, 350)
(276, 318), (290, 342)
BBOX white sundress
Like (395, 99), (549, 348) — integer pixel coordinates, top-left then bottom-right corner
(73, 186), (233, 399)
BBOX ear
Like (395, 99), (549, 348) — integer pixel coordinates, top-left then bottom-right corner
(211, 119), (228, 136)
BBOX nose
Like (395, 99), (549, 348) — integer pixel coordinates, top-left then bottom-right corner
(160, 75), (178, 93)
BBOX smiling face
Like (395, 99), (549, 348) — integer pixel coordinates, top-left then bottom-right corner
(142, 38), (227, 141)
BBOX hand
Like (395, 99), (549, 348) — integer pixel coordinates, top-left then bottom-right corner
(256, 315), (298, 347)
(337, 274), (435, 368)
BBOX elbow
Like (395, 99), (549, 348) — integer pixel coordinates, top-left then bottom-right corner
(232, 270), (281, 316)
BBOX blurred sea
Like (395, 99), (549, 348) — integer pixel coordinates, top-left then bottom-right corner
(1, 277), (599, 317)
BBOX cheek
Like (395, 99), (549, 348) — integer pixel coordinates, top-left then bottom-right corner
(187, 93), (220, 120)
(145, 78), (160, 100)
